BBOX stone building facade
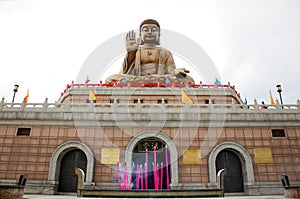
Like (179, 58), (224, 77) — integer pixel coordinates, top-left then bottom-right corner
(0, 82), (299, 196)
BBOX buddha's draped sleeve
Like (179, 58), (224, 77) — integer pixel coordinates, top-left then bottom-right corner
(158, 48), (176, 75)
(121, 49), (140, 75)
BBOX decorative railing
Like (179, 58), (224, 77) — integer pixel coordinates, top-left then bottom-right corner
(60, 81), (243, 99)
(1, 80), (299, 112)
(1, 98), (300, 113)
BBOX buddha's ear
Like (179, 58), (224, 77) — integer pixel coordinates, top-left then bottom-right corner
(137, 37), (142, 45)
(156, 39), (160, 45)
(156, 35), (160, 45)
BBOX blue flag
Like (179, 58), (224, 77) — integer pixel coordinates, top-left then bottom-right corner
(166, 77), (170, 84)
(244, 97), (247, 105)
(215, 78), (221, 85)
(85, 76), (90, 84)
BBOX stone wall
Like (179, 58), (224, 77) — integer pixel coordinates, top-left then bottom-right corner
(0, 100), (299, 195)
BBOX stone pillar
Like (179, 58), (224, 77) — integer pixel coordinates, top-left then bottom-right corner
(217, 169), (227, 197)
(75, 168), (85, 197)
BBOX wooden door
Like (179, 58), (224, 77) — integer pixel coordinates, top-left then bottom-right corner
(58, 149), (87, 192)
(216, 150), (244, 193)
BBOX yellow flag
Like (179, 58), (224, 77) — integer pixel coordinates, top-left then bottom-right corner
(23, 89), (29, 103)
(269, 91), (275, 105)
(181, 89), (194, 104)
(89, 90), (97, 101)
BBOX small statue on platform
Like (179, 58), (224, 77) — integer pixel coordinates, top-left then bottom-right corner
(105, 19), (195, 84)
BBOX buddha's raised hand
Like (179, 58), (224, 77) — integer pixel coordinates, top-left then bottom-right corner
(126, 30), (140, 52)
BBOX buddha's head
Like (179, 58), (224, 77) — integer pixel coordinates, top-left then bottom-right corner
(139, 19), (160, 45)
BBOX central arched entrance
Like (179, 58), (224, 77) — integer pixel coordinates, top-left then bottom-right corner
(216, 149), (244, 193)
(58, 149), (87, 192)
(125, 131), (179, 189)
(132, 137), (170, 189)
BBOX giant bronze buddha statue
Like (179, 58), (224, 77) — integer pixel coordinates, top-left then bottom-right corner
(105, 19), (194, 84)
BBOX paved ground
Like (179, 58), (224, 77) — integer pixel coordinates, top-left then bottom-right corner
(23, 194), (286, 199)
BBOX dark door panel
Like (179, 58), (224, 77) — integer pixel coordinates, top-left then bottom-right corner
(58, 149), (87, 192)
(216, 150), (244, 193)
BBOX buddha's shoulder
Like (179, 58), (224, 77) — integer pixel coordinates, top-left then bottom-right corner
(158, 47), (173, 55)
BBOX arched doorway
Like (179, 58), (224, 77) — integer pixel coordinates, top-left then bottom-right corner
(216, 150), (244, 193)
(208, 141), (254, 190)
(125, 131), (179, 189)
(58, 149), (87, 192)
(132, 137), (170, 189)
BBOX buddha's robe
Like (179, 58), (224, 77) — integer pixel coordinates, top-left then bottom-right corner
(122, 47), (175, 76)
(105, 47), (194, 84)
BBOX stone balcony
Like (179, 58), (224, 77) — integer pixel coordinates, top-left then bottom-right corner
(0, 97), (299, 128)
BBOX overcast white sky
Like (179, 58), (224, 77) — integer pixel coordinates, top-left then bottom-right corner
(0, 0), (299, 104)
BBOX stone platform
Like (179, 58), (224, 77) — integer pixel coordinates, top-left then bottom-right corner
(23, 194), (286, 199)
(76, 168), (226, 198)
(78, 189), (224, 198)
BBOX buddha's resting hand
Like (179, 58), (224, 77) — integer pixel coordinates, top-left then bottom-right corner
(126, 30), (140, 52)
(175, 68), (190, 77)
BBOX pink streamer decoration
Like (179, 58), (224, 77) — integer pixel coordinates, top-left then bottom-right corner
(140, 165), (144, 190)
(124, 165), (128, 190)
(153, 147), (159, 190)
(160, 162), (163, 190)
(118, 145), (171, 190)
(145, 149), (148, 190)
(156, 163), (159, 190)
(165, 145), (170, 189)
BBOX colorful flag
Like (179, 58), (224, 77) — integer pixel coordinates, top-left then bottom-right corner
(23, 89), (29, 103)
(85, 76), (90, 84)
(269, 90), (275, 105)
(89, 90), (96, 101)
(244, 97), (247, 105)
(165, 77), (170, 84)
(181, 89), (194, 104)
(89, 90), (100, 101)
(215, 78), (221, 85)
(124, 77), (129, 84)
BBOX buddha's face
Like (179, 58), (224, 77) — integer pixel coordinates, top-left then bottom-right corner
(140, 23), (159, 45)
